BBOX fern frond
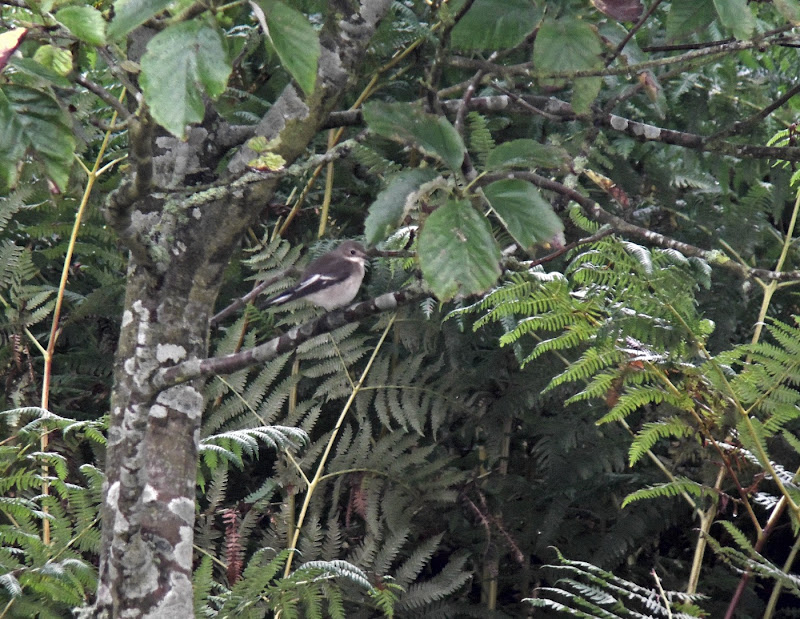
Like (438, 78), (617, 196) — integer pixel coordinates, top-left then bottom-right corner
(621, 477), (706, 508)
(594, 386), (692, 424)
(629, 417), (699, 465)
(467, 112), (494, 167)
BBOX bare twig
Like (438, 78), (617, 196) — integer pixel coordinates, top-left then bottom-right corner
(708, 81), (800, 142)
(74, 75), (131, 120)
(454, 63), (490, 136)
(209, 267), (297, 327)
(525, 227), (614, 267)
(449, 34), (796, 80)
(479, 171), (800, 282)
(605, 0), (666, 66)
(489, 83), (565, 121)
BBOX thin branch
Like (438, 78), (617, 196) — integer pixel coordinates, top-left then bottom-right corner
(640, 25), (792, 53)
(97, 47), (142, 99)
(454, 64), (489, 136)
(73, 76), (131, 120)
(478, 171), (800, 282)
(452, 33), (800, 80)
(324, 95), (800, 161)
(489, 83), (563, 121)
(641, 39), (735, 53)
(605, 0), (666, 66)
(154, 289), (425, 389)
(524, 227), (614, 267)
(209, 268), (296, 327)
(424, 0), (477, 113)
(708, 81), (800, 142)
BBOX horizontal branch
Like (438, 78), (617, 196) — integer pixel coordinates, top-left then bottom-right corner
(208, 268), (295, 328)
(154, 288), (425, 389)
(324, 95), (800, 161)
(479, 171), (800, 282)
(448, 32), (797, 80)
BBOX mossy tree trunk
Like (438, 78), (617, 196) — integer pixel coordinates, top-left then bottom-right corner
(92, 2), (393, 615)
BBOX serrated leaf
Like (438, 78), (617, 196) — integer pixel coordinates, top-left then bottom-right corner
(713, 0), (754, 39)
(0, 28), (27, 74)
(363, 101), (466, 171)
(0, 85), (75, 191)
(450, 0), (542, 51)
(365, 168), (439, 245)
(486, 139), (569, 171)
(33, 45), (72, 77)
(139, 20), (232, 138)
(56, 6), (106, 46)
(533, 17), (603, 77)
(484, 179), (564, 251)
(418, 199), (501, 300)
(108, 0), (172, 39)
(666, 0), (715, 41)
(253, 0), (320, 96)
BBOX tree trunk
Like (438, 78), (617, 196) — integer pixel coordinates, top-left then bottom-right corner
(90, 1), (392, 615)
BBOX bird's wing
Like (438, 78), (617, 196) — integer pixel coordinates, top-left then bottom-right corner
(266, 253), (359, 305)
(290, 271), (347, 296)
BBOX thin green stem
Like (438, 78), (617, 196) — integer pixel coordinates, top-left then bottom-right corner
(214, 375), (269, 427)
(38, 89), (125, 546)
(751, 187), (800, 346)
(763, 488), (800, 618)
(283, 313), (397, 577)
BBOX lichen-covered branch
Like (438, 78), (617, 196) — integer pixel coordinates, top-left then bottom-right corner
(324, 95), (800, 161)
(155, 289), (424, 389)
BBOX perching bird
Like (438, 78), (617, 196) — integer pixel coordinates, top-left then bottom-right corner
(264, 240), (368, 310)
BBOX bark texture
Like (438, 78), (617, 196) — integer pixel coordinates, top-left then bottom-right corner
(90, 1), (393, 616)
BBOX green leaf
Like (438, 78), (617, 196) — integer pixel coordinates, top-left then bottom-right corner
(666, 0), (715, 40)
(483, 179), (564, 251)
(8, 57), (71, 88)
(486, 139), (570, 171)
(363, 101), (466, 171)
(139, 20), (232, 138)
(108, 0), (172, 40)
(418, 199), (501, 300)
(712, 0), (755, 39)
(254, 0), (320, 96)
(571, 76), (602, 115)
(55, 6), (106, 46)
(364, 168), (438, 245)
(0, 85), (75, 191)
(533, 18), (603, 112)
(533, 17), (603, 77)
(450, 0), (543, 51)
(32, 45), (72, 77)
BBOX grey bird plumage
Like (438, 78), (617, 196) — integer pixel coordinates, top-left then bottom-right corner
(265, 240), (368, 310)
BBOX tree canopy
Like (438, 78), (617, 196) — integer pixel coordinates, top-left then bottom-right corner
(2, 0), (800, 616)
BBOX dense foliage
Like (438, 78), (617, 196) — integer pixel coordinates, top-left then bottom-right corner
(2, 0), (800, 616)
